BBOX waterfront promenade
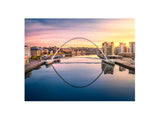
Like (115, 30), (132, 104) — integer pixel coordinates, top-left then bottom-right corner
(25, 55), (135, 73)
(25, 59), (61, 73)
(98, 54), (135, 71)
(113, 58), (135, 71)
(25, 60), (45, 73)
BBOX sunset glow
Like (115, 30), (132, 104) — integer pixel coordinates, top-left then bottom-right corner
(25, 19), (135, 48)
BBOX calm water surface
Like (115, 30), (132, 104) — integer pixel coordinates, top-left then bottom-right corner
(25, 55), (135, 101)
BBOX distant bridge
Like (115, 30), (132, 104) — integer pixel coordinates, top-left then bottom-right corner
(51, 37), (107, 60)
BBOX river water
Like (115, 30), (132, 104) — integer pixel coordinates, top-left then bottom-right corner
(25, 55), (135, 101)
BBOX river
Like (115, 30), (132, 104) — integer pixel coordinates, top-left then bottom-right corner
(25, 55), (135, 101)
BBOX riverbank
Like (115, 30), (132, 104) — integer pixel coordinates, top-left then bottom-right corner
(25, 60), (46, 73)
(113, 59), (135, 71)
(25, 55), (135, 101)
(25, 55), (135, 73)
(97, 54), (135, 71)
(25, 59), (61, 73)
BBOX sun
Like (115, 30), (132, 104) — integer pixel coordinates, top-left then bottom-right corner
(126, 42), (129, 47)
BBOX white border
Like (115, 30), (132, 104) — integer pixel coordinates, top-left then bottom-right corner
(1, 0), (160, 120)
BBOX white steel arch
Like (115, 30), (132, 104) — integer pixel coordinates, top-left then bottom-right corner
(52, 37), (107, 60)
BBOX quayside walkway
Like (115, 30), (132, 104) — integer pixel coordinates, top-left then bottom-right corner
(25, 60), (45, 73)
(113, 59), (135, 71)
(25, 59), (60, 73)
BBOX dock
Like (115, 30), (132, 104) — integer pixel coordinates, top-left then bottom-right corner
(113, 59), (135, 71)
(45, 60), (54, 65)
(25, 59), (61, 73)
(98, 54), (135, 71)
(45, 59), (60, 65)
(102, 59), (115, 66)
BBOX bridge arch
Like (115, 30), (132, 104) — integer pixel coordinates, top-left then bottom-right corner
(52, 37), (107, 59)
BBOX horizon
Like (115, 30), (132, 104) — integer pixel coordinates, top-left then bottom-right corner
(25, 41), (132, 48)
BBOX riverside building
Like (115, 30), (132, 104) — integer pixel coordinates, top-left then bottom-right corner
(102, 42), (114, 56)
(129, 42), (135, 53)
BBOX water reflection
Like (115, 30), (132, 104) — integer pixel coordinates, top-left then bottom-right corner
(119, 66), (126, 71)
(129, 70), (135, 74)
(101, 61), (114, 75)
(45, 64), (52, 68)
(34, 66), (41, 70)
(52, 62), (109, 88)
(25, 72), (32, 79)
(25, 55), (135, 101)
(119, 66), (135, 74)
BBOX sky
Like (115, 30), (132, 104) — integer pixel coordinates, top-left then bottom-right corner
(25, 19), (135, 48)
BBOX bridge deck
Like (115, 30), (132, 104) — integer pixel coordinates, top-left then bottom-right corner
(54, 62), (101, 64)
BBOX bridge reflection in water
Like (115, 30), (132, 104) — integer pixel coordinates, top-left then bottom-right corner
(25, 55), (135, 101)
(51, 60), (110, 88)
(25, 57), (134, 79)
(101, 61), (114, 75)
(51, 58), (134, 88)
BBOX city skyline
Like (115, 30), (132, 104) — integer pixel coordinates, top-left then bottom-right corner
(25, 19), (135, 48)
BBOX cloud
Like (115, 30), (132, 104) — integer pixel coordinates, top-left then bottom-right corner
(25, 19), (135, 47)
